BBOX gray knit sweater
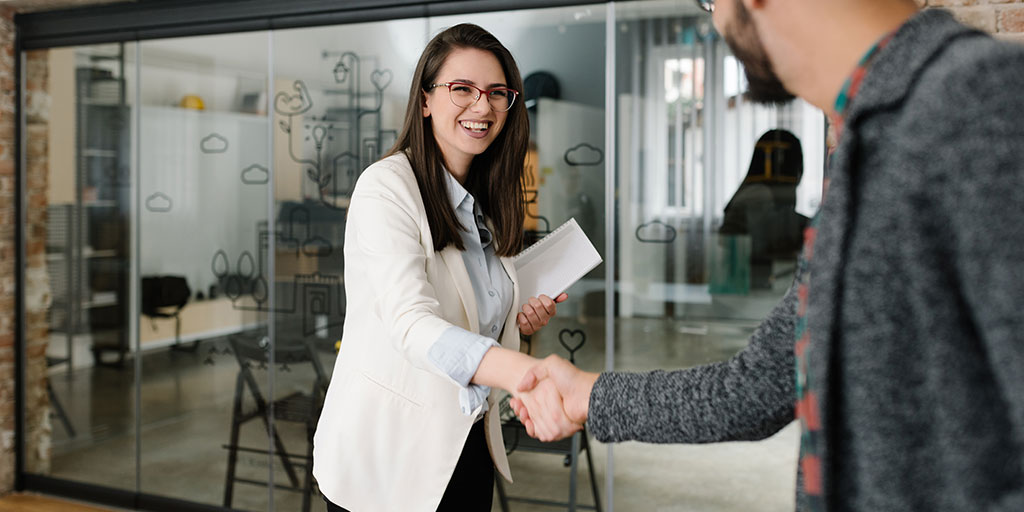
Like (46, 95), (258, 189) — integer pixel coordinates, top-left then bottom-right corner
(588, 10), (1024, 511)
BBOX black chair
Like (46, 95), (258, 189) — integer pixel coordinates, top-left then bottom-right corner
(141, 275), (193, 351)
(496, 419), (602, 512)
(495, 332), (602, 512)
(223, 333), (328, 512)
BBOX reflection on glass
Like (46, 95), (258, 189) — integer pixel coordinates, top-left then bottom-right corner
(430, 6), (608, 511)
(33, 42), (137, 491)
(613, 0), (823, 510)
(134, 31), (273, 510)
(270, 19), (430, 512)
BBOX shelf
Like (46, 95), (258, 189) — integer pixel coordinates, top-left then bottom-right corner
(83, 200), (118, 208)
(80, 99), (125, 107)
(86, 249), (118, 258)
(49, 249), (119, 261)
(83, 149), (119, 158)
(82, 298), (118, 310)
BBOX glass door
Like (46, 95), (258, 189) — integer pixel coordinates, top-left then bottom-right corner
(136, 31), (272, 510)
(429, 5), (609, 510)
(28, 42), (139, 493)
(611, 1), (823, 510)
(270, 18), (429, 512)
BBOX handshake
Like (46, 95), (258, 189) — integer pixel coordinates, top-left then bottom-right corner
(507, 354), (600, 442)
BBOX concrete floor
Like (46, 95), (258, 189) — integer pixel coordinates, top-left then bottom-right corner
(44, 291), (798, 512)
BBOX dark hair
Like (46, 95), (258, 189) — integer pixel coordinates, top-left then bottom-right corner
(387, 23), (527, 257)
(744, 129), (803, 183)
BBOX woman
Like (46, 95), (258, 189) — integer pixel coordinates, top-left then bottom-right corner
(313, 24), (577, 512)
(719, 129), (809, 288)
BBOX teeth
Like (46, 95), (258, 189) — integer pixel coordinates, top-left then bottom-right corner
(460, 121), (489, 131)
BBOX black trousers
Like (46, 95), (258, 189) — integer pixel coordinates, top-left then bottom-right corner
(324, 420), (494, 512)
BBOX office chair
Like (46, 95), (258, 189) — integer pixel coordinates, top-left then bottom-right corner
(140, 275), (193, 351)
(222, 333), (328, 512)
(495, 332), (602, 512)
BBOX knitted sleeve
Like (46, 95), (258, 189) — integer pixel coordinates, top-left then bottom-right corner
(586, 265), (800, 444)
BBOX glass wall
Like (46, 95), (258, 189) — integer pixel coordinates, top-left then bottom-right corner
(21, 2), (823, 511)
(31, 42), (138, 492)
(610, 1), (822, 510)
(135, 31), (272, 509)
(428, 6), (611, 510)
(269, 18), (429, 512)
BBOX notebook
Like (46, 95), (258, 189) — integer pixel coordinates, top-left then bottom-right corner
(514, 218), (602, 309)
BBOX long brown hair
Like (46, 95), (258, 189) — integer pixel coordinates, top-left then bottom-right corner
(387, 23), (527, 257)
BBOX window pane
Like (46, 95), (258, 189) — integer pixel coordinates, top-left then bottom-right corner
(613, 0), (823, 509)
(28, 42), (138, 492)
(429, 5), (609, 509)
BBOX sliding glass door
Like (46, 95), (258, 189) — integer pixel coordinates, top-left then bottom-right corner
(20, 3), (823, 511)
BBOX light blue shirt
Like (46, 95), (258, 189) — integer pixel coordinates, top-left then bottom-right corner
(426, 171), (514, 416)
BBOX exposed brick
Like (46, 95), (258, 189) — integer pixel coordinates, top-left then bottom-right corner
(946, 5), (1000, 31)
(928, 0), (984, 6)
(1000, 6), (1024, 32)
(996, 31), (1024, 44)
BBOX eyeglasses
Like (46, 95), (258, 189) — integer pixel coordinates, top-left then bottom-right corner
(428, 82), (519, 113)
(695, 0), (714, 13)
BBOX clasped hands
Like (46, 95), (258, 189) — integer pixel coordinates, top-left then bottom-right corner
(505, 293), (598, 442)
(509, 354), (597, 442)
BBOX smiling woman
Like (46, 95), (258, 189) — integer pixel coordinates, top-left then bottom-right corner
(312, 23), (573, 512)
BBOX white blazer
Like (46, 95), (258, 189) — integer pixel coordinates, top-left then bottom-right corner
(313, 153), (520, 512)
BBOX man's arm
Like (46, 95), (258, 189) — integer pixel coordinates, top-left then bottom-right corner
(515, 266), (801, 444)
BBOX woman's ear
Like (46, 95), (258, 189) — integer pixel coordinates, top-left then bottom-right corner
(422, 91), (431, 118)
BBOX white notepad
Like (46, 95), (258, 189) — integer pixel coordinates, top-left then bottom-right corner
(514, 218), (602, 309)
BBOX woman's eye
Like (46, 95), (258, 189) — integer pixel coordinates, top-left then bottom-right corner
(489, 90), (508, 98)
(452, 85), (473, 94)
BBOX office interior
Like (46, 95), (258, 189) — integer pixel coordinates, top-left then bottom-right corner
(16, 0), (827, 510)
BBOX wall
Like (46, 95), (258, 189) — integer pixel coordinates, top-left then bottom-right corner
(0, 6), (17, 495)
(0, 0), (1022, 498)
(924, 0), (1024, 43)
(0, 21), (54, 492)
(2, 0), (129, 495)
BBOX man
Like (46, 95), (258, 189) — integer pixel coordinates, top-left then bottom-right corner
(513, 0), (1024, 509)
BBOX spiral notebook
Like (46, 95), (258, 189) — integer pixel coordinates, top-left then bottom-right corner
(514, 218), (602, 309)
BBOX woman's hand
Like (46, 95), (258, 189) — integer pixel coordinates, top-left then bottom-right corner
(517, 293), (568, 336)
(512, 374), (582, 442)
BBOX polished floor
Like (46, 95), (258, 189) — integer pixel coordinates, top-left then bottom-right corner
(0, 493), (126, 511)
(43, 290), (798, 512)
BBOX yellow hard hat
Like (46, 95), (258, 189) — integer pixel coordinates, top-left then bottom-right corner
(180, 94), (205, 110)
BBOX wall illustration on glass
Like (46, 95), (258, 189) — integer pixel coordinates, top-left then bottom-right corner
(563, 142), (604, 167)
(557, 328), (587, 362)
(145, 192), (173, 212)
(200, 133), (229, 153)
(241, 163), (270, 185)
(635, 220), (677, 243)
(207, 204), (345, 342)
(276, 51), (398, 210)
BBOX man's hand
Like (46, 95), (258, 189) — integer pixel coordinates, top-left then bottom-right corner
(509, 355), (598, 441)
(517, 293), (568, 336)
(513, 377), (581, 442)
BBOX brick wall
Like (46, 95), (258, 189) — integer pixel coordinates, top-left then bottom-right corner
(23, 48), (52, 477)
(923, 0), (1024, 43)
(0, 6), (18, 495)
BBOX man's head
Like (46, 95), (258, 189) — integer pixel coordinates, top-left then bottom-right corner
(701, 0), (795, 105)
(696, 0), (922, 112)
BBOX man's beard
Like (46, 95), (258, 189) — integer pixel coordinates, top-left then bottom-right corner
(723, 1), (795, 105)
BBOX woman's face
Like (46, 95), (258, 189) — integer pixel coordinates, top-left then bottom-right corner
(423, 47), (509, 171)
